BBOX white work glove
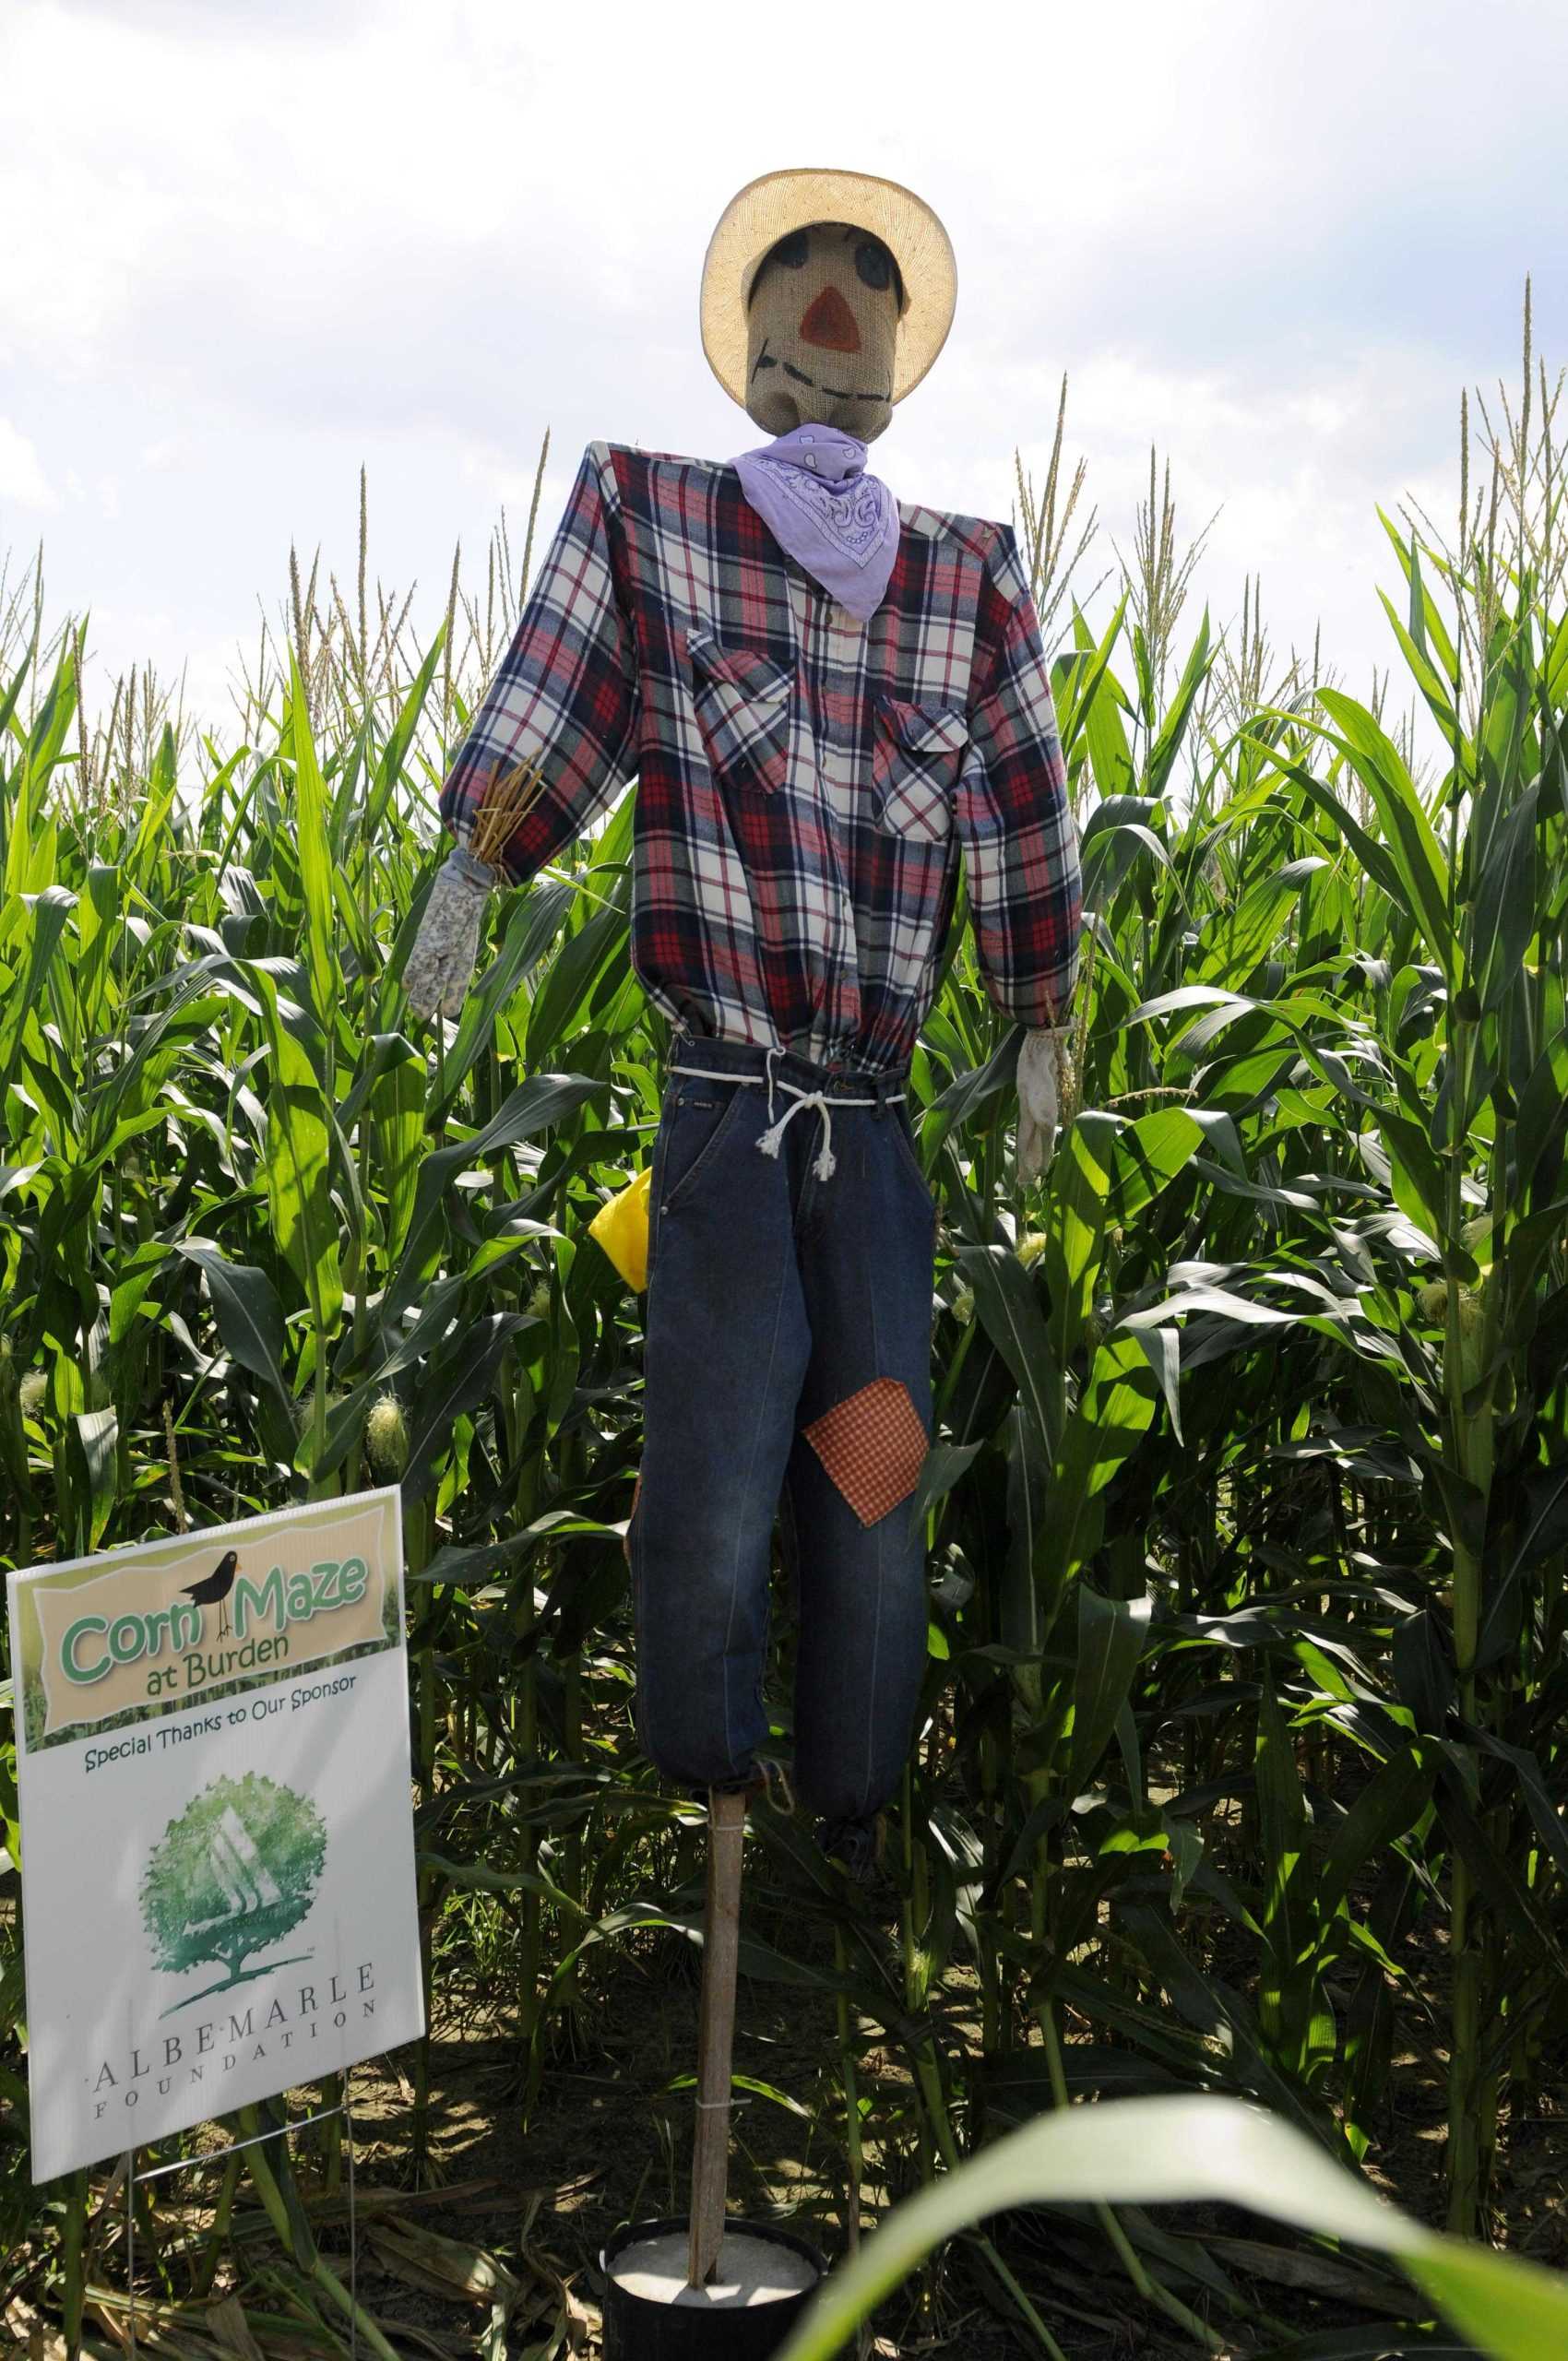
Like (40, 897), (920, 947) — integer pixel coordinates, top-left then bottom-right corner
(402, 841), (501, 1021)
(1016, 1025), (1072, 1185)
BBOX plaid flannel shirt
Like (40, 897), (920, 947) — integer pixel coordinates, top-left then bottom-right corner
(437, 440), (1081, 1077)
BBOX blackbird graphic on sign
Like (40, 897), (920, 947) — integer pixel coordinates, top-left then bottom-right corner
(179, 1548), (240, 1641)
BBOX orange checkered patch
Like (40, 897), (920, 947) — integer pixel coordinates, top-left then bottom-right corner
(802, 1377), (929, 1528)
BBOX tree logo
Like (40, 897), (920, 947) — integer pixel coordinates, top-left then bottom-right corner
(140, 1772), (327, 2017)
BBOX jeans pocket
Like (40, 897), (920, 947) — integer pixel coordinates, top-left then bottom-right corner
(659, 1082), (752, 1218)
(887, 1099), (939, 1229)
(645, 1102), (674, 1288)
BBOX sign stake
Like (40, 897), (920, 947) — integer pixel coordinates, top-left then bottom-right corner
(123, 2098), (361, 2359)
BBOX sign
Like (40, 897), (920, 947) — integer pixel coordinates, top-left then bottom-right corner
(6, 1485), (425, 2181)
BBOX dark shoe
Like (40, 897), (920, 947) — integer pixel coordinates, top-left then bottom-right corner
(817, 1810), (886, 1883)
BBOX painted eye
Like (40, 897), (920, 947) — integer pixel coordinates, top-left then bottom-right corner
(748, 227), (813, 310)
(854, 239), (893, 291)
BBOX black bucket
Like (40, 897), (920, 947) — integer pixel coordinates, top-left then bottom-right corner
(599, 2213), (826, 2359)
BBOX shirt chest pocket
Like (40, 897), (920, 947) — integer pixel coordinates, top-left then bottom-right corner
(684, 625), (793, 796)
(872, 696), (968, 848)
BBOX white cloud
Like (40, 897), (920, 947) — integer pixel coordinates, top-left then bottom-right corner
(0, 418), (58, 508)
(1, 0), (1563, 786)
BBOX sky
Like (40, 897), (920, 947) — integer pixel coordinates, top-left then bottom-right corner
(4, 0), (1565, 788)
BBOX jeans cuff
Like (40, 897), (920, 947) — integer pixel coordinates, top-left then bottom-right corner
(817, 1812), (885, 1881)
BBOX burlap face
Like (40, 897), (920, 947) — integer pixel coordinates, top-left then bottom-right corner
(743, 219), (904, 443)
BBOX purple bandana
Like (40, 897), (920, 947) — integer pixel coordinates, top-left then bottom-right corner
(730, 422), (900, 621)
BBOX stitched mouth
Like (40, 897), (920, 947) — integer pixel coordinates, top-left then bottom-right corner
(751, 339), (890, 405)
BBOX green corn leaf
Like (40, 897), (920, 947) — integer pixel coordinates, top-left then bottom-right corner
(525, 892), (631, 1062)
(0, 885), (75, 1095)
(1259, 742), (1431, 935)
(1197, 858), (1328, 994)
(125, 721), (180, 898)
(1043, 1330), (1159, 1599)
(1253, 1659), (1315, 2067)
(174, 1240), (292, 1409)
(1079, 813), (1179, 916)
(1376, 504), (1461, 685)
(248, 961), (344, 1338)
(1313, 1741), (1436, 1931)
(66, 1406), (118, 1553)
(1078, 635), (1137, 801)
(6, 636), (76, 900)
(429, 875), (577, 1116)
(1431, 1759), (1568, 1980)
(1376, 587), (1462, 748)
(384, 1070), (605, 1324)
(369, 634), (445, 844)
(998, 1400), (1051, 1657)
(1109, 1106), (1205, 1224)
(1067, 1586), (1152, 1793)
(1311, 690), (1455, 972)
(954, 1240), (1063, 1457)
(773, 2092), (1568, 2361)
(402, 1311), (536, 1500)
(1146, 608), (1214, 800)
(1468, 782), (1538, 1014)
(1041, 1109), (1119, 1368)
(285, 652), (339, 1039)
(364, 1033), (428, 1260)
(1057, 586), (1132, 761)
(0, 616), (40, 752)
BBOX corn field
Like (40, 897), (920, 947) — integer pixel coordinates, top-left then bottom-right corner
(2, 290), (1566, 2357)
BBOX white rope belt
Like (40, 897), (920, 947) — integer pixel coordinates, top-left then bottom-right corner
(672, 1045), (906, 1183)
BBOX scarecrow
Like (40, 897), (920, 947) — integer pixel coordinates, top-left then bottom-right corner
(405, 166), (1084, 1883)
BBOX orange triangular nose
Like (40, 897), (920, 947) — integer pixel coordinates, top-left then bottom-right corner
(799, 285), (861, 353)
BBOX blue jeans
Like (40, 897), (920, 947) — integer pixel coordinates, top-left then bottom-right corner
(627, 1035), (938, 1836)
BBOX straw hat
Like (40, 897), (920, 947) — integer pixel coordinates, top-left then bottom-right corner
(700, 166), (957, 409)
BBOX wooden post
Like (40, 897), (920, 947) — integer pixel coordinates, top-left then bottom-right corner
(686, 1785), (747, 2286)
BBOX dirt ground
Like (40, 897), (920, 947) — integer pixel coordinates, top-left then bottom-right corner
(27, 1753), (1562, 2357)
(316, 1849), (1564, 2361)
(332, 1941), (1170, 2357)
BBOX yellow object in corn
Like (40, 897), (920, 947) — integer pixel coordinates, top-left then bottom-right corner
(588, 1164), (652, 1291)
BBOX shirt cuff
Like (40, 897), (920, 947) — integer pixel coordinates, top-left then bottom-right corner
(446, 840), (502, 892)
